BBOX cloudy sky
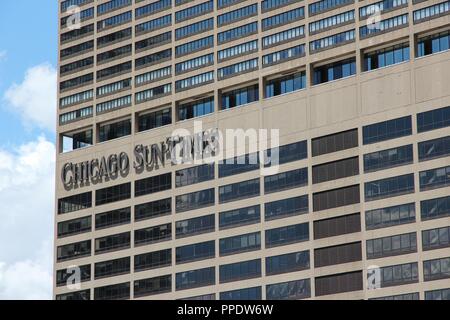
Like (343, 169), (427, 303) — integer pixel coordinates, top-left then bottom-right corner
(0, 1), (57, 299)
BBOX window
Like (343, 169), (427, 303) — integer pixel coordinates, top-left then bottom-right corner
(360, 0), (408, 18)
(265, 223), (309, 248)
(417, 30), (450, 57)
(312, 129), (358, 156)
(176, 188), (215, 213)
(219, 205), (260, 229)
(96, 78), (131, 97)
(313, 58), (356, 84)
(422, 226), (450, 251)
(220, 232), (261, 256)
(219, 153), (259, 177)
(135, 84), (171, 103)
(219, 259), (261, 283)
(309, 0), (353, 16)
(363, 43), (410, 71)
(60, 56), (94, 75)
(363, 116), (412, 145)
(136, 66), (171, 86)
(95, 232), (130, 254)
(262, 7), (305, 31)
(370, 293), (420, 301)
(97, 11), (132, 31)
(423, 257), (450, 281)
(266, 251), (310, 275)
(218, 58), (259, 80)
(419, 166), (450, 191)
(136, 14), (172, 34)
(135, 223), (172, 246)
(135, 32), (172, 52)
(264, 168), (308, 194)
(58, 192), (92, 214)
(60, 73), (94, 91)
(421, 196), (450, 220)
(58, 216), (91, 237)
(98, 0), (132, 15)
(63, 129), (92, 152)
(218, 40), (258, 62)
(135, 198), (171, 221)
(135, 49), (172, 69)
(97, 46), (132, 65)
(262, 0), (300, 12)
(219, 178), (260, 203)
(135, 249), (172, 272)
(175, 71), (214, 92)
(60, 41), (94, 60)
(265, 140), (307, 167)
(56, 290), (90, 301)
(263, 45), (306, 66)
(176, 164), (214, 188)
(217, 4), (258, 26)
(97, 95), (132, 114)
(313, 185), (360, 212)
(97, 28), (132, 47)
(425, 288), (450, 300)
(94, 282), (130, 300)
(57, 240), (91, 262)
(314, 213), (361, 239)
(56, 265), (91, 287)
(96, 183), (131, 206)
(417, 106), (450, 133)
(265, 72), (306, 98)
(61, 0), (91, 12)
(136, 0), (171, 18)
(414, 1), (450, 23)
(175, 54), (214, 75)
(419, 136), (450, 161)
(99, 119), (132, 142)
(176, 214), (215, 238)
(180, 293), (216, 301)
(265, 195), (308, 221)
(365, 174), (414, 201)
(315, 242), (362, 267)
(367, 233), (417, 259)
(95, 207), (131, 230)
(95, 257), (130, 279)
(310, 28), (355, 51)
(221, 84), (259, 110)
(316, 271), (363, 296)
(60, 90), (93, 108)
(220, 287), (261, 300)
(134, 275), (171, 298)
(176, 18), (213, 40)
(175, 36), (214, 57)
(60, 106), (93, 125)
(267, 279), (311, 300)
(309, 10), (355, 34)
(138, 107), (172, 132)
(176, 267), (215, 291)
(263, 26), (305, 49)
(377, 262), (419, 287)
(365, 203), (415, 230)
(217, 0), (242, 9)
(364, 144), (413, 172)
(176, 241), (215, 264)
(218, 23), (258, 44)
(313, 157), (359, 184)
(135, 173), (172, 197)
(178, 97), (214, 121)
(175, 1), (213, 23)
(360, 14), (408, 38)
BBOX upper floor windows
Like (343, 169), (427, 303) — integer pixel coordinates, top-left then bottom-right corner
(419, 165), (450, 191)
(175, 36), (214, 57)
(312, 157), (359, 184)
(97, 11), (132, 31)
(176, 164), (215, 188)
(220, 232), (261, 256)
(56, 290), (90, 301)
(217, 4), (258, 26)
(360, 14), (408, 38)
(218, 58), (259, 80)
(96, 95), (132, 114)
(422, 226), (450, 251)
(220, 84), (259, 110)
(218, 153), (259, 178)
(312, 128), (358, 157)
(57, 240), (91, 262)
(309, 0), (353, 16)
(266, 279), (311, 300)
(97, 78), (131, 97)
(59, 106), (93, 125)
(94, 282), (130, 300)
(365, 203), (415, 230)
(138, 107), (172, 132)
(360, 0), (408, 18)
(363, 43), (410, 71)
(178, 97), (214, 121)
(61, 0), (91, 13)
(176, 18), (214, 40)
(366, 232), (417, 259)
(135, 223), (172, 246)
(219, 259), (261, 283)
(97, 28), (132, 47)
(176, 215), (215, 238)
(263, 44), (306, 67)
(262, 0), (300, 12)
(136, 0), (171, 18)
(266, 251), (310, 275)
(95, 207), (131, 230)
(363, 116), (412, 145)
(60, 90), (93, 108)
(61, 24), (94, 44)
(176, 240), (215, 263)
(58, 216), (92, 238)
(310, 30), (355, 53)
(423, 257), (450, 282)
(60, 41), (94, 60)
(373, 262), (419, 288)
(263, 26), (305, 49)
(175, 1), (213, 23)
(265, 140), (308, 167)
(134, 275), (172, 298)
(363, 144), (413, 173)
(314, 213), (361, 239)
(365, 174), (415, 201)
(136, 49), (172, 69)
(135, 198), (172, 221)
(61, 7), (94, 28)
(313, 58), (356, 84)
(264, 167), (308, 194)
(315, 271), (363, 296)
(309, 10), (355, 34)
(219, 205), (261, 229)
(417, 30), (450, 57)
(218, 22), (258, 44)
(421, 196), (450, 221)
(176, 54), (214, 75)
(175, 71), (214, 92)
(134, 248), (172, 272)
(176, 267), (215, 291)
(218, 40), (258, 62)
(60, 56), (94, 76)
(265, 72), (306, 98)
(135, 84), (172, 103)
(219, 178), (260, 203)
(136, 66), (171, 86)
(313, 184), (360, 211)
(262, 7), (305, 31)
(135, 172), (172, 197)
(419, 136), (450, 162)
(265, 223), (309, 248)
(96, 182), (131, 206)
(95, 257), (130, 279)
(176, 188), (215, 213)
(413, 1), (450, 23)
(98, 0), (131, 15)
(220, 287), (262, 300)
(136, 14), (172, 34)
(98, 118), (131, 142)
(58, 192), (92, 215)
(265, 195), (309, 221)
(315, 242), (362, 267)
(425, 288), (450, 300)
(417, 106), (450, 133)
(135, 32), (172, 52)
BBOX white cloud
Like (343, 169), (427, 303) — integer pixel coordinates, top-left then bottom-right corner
(0, 136), (55, 300)
(3, 63), (56, 132)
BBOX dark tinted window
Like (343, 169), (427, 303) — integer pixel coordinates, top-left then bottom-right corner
(366, 233), (417, 259)
(266, 250), (310, 275)
(135, 173), (171, 197)
(418, 136), (450, 161)
(313, 185), (360, 211)
(134, 249), (172, 272)
(314, 213), (361, 239)
(265, 195), (309, 221)
(220, 232), (261, 256)
(315, 242), (362, 267)
(95, 232), (130, 254)
(315, 271), (363, 296)
(265, 223), (309, 248)
(176, 188), (215, 213)
(134, 275), (171, 298)
(176, 267), (215, 291)
(313, 157), (359, 184)
(135, 198), (171, 221)
(220, 287), (261, 300)
(219, 178), (260, 203)
(365, 203), (415, 230)
(421, 196), (450, 221)
(58, 216), (91, 237)
(365, 174), (414, 201)
(312, 129), (358, 157)
(363, 116), (412, 145)
(176, 214), (215, 238)
(219, 259), (261, 283)
(95, 257), (130, 279)
(264, 140), (307, 167)
(417, 106), (450, 133)
(96, 207), (131, 230)
(176, 164), (214, 187)
(96, 183), (131, 206)
(135, 223), (172, 246)
(219, 153), (259, 177)
(176, 240), (215, 264)
(266, 279), (311, 300)
(364, 144), (413, 172)
(264, 168), (308, 193)
(219, 205), (260, 229)
(94, 282), (130, 300)
(58, 192), (92, 214)
(419, 166), (450, 191)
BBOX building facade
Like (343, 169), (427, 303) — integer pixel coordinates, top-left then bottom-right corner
(54, 0), (450, 300)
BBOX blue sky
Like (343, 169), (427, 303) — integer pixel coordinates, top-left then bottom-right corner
(0, 1), (58, 299)
(0, 0), (57, 147)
